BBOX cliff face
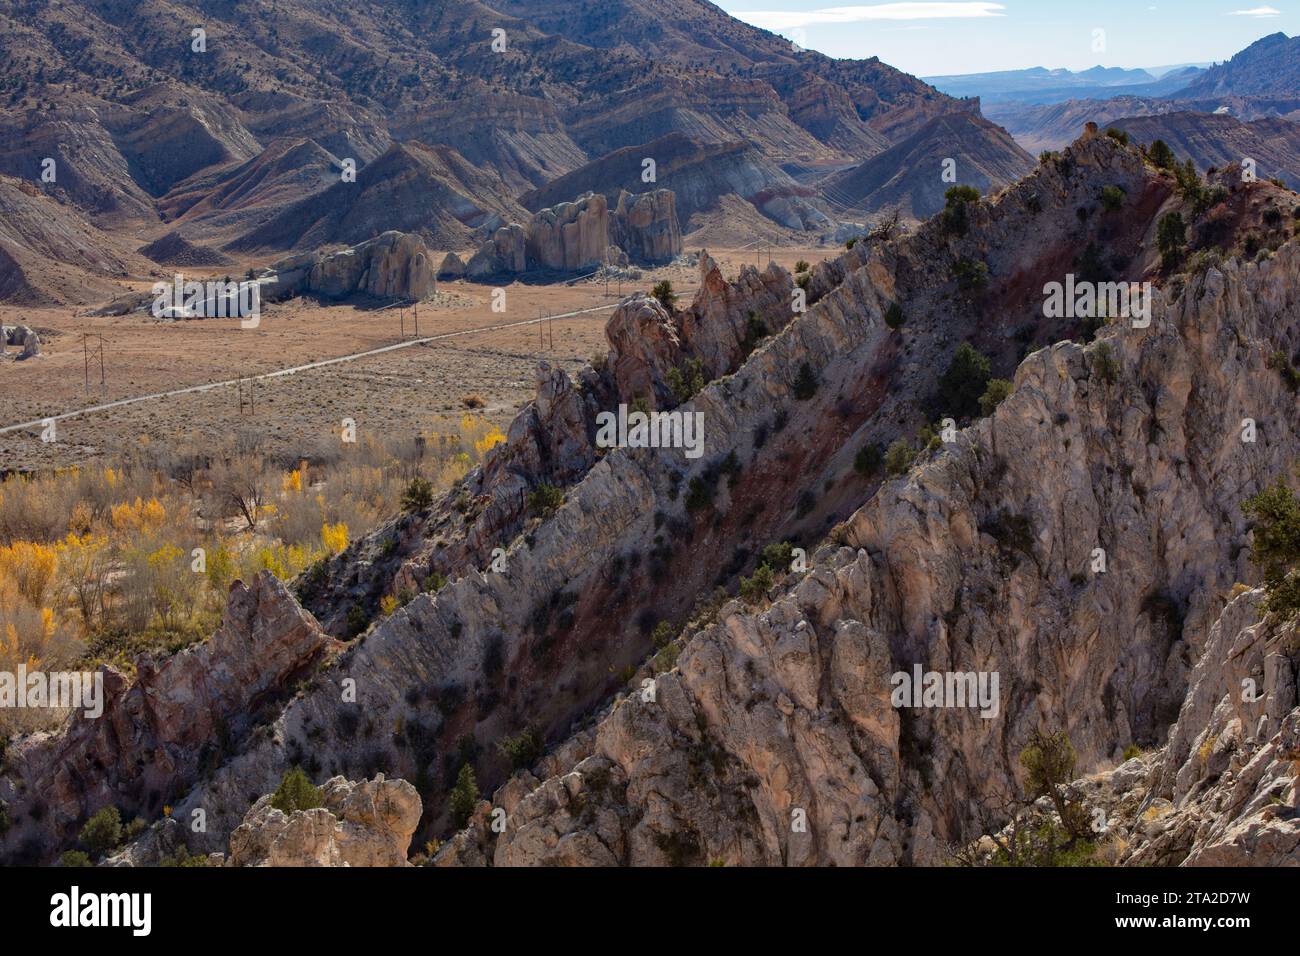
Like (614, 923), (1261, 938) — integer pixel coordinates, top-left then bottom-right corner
(1078, 591), (1299, 867)
(439, 241), (1300, 866)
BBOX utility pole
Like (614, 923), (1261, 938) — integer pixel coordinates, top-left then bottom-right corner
(82, 333), (105, 395)
(238, 377), (255, 416)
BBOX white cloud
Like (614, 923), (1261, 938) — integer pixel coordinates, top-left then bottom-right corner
(1228, 6), (1282, 16)
(732, 3), (1006, 31)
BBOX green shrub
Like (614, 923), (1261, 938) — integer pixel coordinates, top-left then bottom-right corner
(684, 476), (714, 513)
(938, 342), (993, 419)
(884, 438), (915, 478)
(940, 185), (981, 236)
(953, 258), (988, 293)
(651, 620), (676, 649)
(1122, 744), (1143, 762)
(1149, 139), (1175, 170)
(651, 280), (677, 310)
(795, 260), (811, 273)
(270, 766), (323, 814)
(759, 540), (795, 573)
(884, 302), (905, 329)
(449, 763), (479, 828)
(792, 362), (818, 400)
(497, 727), (544, 771)
(59, 850), (92, 867)
(1092, 342), (1119, 384)
(80, 806), (123, 858)
(1100, 185), (1125, 212)
(528, 482), (564, 516)
(854, 442), (884, 476)
(1157, 211), (1186, 270)
(1105, 128), (1129, 145)
(401, 476), (435, 513)
(1243, 472), (1300, 621)
(1267, 351), (1300, 392)
(345, 603), (369, 638)
(739, 563), (774, 603)
(666, 357), (706, 404)
(979, 378), (1014, 417)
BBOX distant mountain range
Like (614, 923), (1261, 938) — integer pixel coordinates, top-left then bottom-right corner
(925, 64), (1207, 105)
(964, 33), (1300, 190)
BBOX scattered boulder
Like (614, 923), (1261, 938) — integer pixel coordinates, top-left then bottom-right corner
(4, 324), (40, 359)
(17, 326), (40, 359)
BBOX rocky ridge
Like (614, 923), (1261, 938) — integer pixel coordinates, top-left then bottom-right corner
(440, 239), (1300, 866)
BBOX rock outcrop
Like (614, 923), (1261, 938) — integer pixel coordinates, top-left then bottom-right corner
(306, 231), (435, 300)
(438, 252), (467, 279)
(465, 190), (682, 277)
(8, 132), (1299, 869)
(466, 223), (527, 278)
(611, 190), (682, 264)
(258, 231), (436, 302)
(1076, 592), (1299, 866)
(0, 572), (340, 864)
(228, 775), (421, 867)
(526, 193), (612, 272)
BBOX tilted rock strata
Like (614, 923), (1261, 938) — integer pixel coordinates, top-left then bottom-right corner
(0, 573), (340, 863)
(444, 245), (1300, 866)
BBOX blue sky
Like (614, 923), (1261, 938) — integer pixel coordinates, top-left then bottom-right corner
(716, 1), (1299, 75)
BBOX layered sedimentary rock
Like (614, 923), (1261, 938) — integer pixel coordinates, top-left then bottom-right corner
(228, 775), (421, 867)
(0, 573), (340, 863)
